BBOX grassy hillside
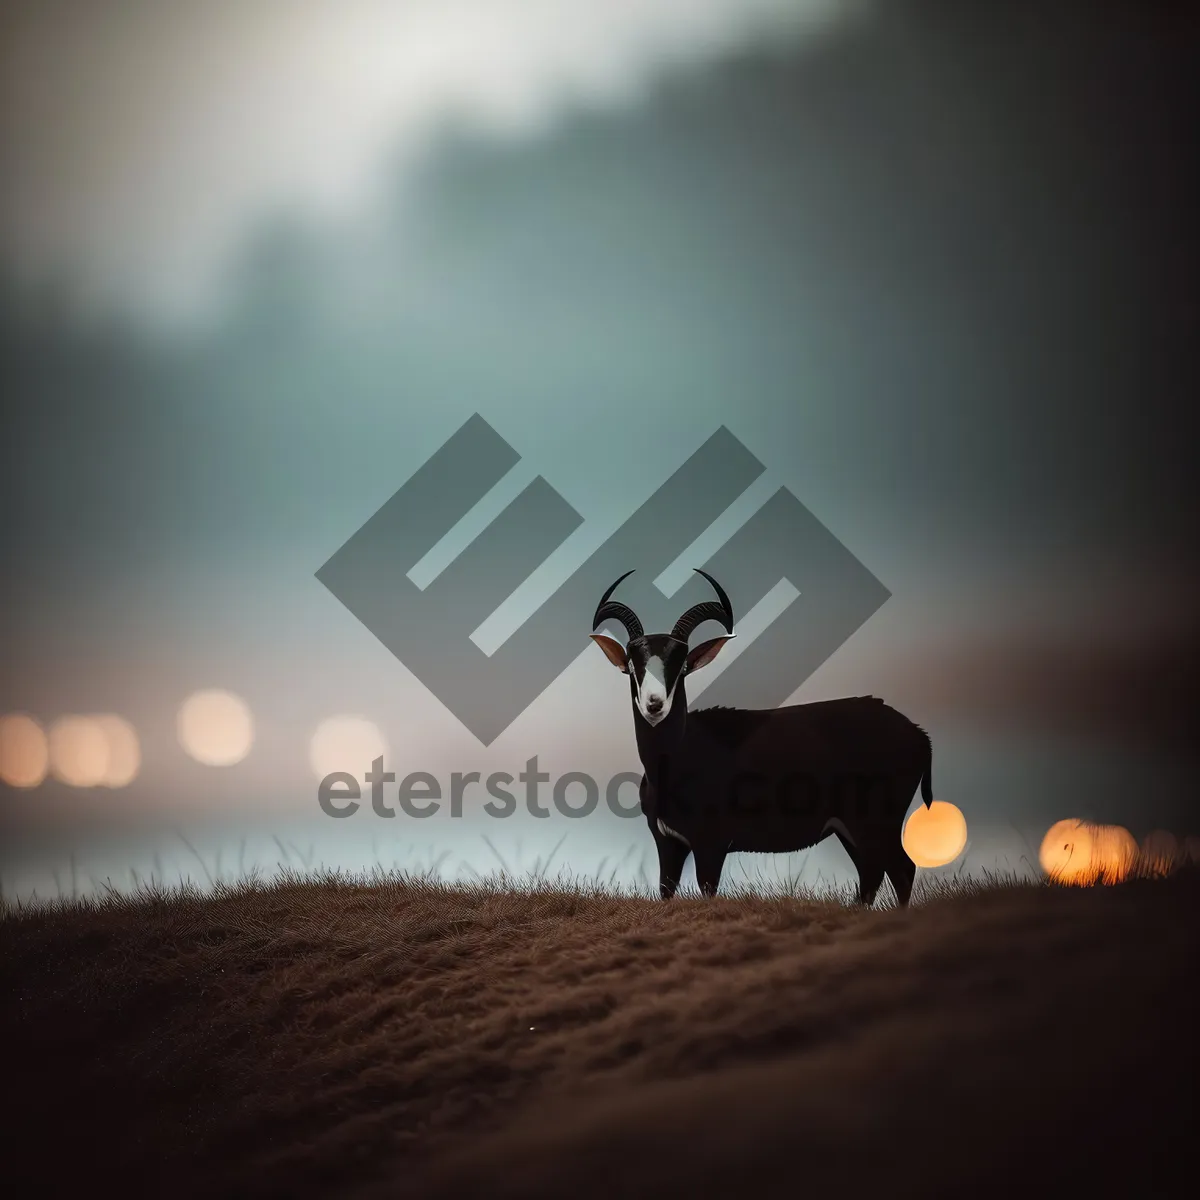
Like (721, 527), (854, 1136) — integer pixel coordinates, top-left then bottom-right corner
(3, 868), (1197, 1198)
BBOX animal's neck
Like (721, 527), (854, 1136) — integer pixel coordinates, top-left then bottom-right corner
(634, 686), (687, 790)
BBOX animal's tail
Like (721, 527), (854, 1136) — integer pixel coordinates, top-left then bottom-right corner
(920, 730), (933, 807)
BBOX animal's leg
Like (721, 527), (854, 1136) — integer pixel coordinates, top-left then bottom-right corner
(656, 834), (691, 900)
(834, 830), (881, 908)
(693, 846), (728, 898)
(879, 772), (923, 908)
(853, 855), (886, 907)
(834, 829), (861, 875)
(885, 841), (917, 908)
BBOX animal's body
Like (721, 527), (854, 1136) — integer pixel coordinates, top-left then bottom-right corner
(591, 569), (933, 905)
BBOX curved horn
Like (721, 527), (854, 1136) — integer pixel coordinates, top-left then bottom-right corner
(592, 569), (643, 641)
(671, 568), (735, 642)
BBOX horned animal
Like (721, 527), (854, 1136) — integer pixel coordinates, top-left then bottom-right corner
(590, 568), (933, 905)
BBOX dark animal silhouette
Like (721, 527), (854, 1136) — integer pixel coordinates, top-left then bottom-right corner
(590, 569), (933, 905)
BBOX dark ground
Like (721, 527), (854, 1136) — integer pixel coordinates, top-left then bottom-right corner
(2, 868), (1197, 1198)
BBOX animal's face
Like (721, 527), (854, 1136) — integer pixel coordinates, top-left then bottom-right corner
(590, 630), (734, 727)
(590, 567), (737, 728)
(627, 635), (688, 726)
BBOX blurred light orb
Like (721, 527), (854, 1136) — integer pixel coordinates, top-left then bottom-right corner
(1039, 819), (1138, 885)
(48, 715), (110, 787)
(177, 689), (254, 766)
(902, 800), (968, 868)
(1140, 830), (1179, 877)
(1091, 824), (1138, 884)
(0, 712), (50, 788)
(93, 714), (141, 787)
(1039, 818), (1095, 884)
(309, 715), (388, 780)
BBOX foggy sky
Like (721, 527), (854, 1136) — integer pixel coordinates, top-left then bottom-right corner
(0, 0), (863, 323)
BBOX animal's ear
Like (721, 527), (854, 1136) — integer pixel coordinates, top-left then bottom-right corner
(685, 634), (735, 673)
(590, 633), (629, 672)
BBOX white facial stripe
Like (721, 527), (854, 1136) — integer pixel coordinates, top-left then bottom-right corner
(636, 654), (677, 725)
(641, 656), (667, 700)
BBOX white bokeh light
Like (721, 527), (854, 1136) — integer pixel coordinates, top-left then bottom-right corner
(93, 714), (142, 787)
(48, 715), (110, 787)
(177, 689), (255, 766)
(309, 715), (389, 781)
(0, 712), (50, 788)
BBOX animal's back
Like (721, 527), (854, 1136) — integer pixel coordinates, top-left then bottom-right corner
(693, 694), (919, 740)
(691, 695), (929, 776)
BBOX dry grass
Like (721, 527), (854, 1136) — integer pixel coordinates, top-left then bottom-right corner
(2, 865), (1197, 1198)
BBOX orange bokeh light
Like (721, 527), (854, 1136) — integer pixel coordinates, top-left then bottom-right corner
(902, 800), (968, 868)
(1090, 824), (1138, 883)
(1140, 830), (1180, 877)
(1040, 819), (1138, 885)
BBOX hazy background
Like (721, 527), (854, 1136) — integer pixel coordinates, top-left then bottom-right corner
(2, 0), (1196, 900)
